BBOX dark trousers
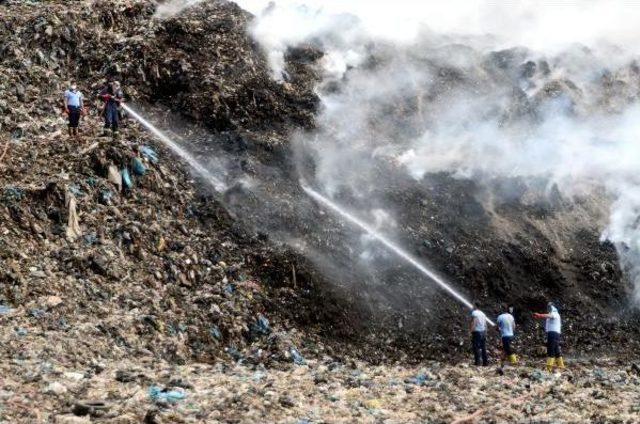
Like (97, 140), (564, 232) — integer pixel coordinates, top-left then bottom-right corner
(68, 106), (81, 128)
(104, 105), (119, 131)
(546, 331), (562, 358)
(502, 336), (514, 356)
(472, 331), (488, 366)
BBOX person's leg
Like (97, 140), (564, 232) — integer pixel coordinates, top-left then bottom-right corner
(472, 332), (481, 366)
(546, 332), (556, 371)
(507, 337), (517, 363)
(501, 337), (508, 364)
(480, 333), (488, 366)
(69, 107), (80, 137)
(112, 108), (119, 138)
(555, 334), (564, 368)
(104, 108), (112, 135)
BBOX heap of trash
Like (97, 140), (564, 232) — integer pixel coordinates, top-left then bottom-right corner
(3, 0), (640, 422)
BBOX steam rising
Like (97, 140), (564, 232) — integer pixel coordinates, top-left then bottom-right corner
(231, 0), (640, 302)
(155, 0), (640, 303)
(154, 0), (207, 19)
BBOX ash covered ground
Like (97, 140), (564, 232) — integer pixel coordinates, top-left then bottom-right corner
(2, 0), (640, 422)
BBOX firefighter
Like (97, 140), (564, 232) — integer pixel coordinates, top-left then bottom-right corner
(534, 302), (564, 371)
(63, 82), (84, 138)
(470, 302), (488, 366)
(99, 77), (124, 138)
(497, 306), (517, 365)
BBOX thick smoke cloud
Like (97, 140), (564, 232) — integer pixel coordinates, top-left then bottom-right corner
(155, 0), (640, 302)
(234, 0), (640, 78)
(229, 1), (640, 302)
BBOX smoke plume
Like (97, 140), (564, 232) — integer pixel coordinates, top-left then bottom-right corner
(230, 0), (640, 302)
(154, 0), (208, 19)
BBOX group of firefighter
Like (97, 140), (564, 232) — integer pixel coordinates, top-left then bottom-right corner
(62, 80), (566, 373)
(62, 77), (124, 139)
(471, 302), (564, 371)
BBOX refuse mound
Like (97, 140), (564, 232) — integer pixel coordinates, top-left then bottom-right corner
(4, 1), (640, 422)
(0, 0), (332, 373)
(2, 0), (640, 370)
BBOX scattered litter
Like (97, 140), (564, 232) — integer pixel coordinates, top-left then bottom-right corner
(107, 165), (122, 191)
(140, 145), (159, 163)
(148, 386), (186, 403)
(404, 372), (428, 386)
(132, 157), (147, 175)
(65, 190), (82, 241)
(250, 314), (270, 338)
(290, 347), (305, 365)
(121, 168), (133, 189)
(2, 187), (25, 203)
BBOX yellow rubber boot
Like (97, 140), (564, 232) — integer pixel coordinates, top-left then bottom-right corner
(508, 354), (518, 364)
(556, 357), (565, 369)
(545, 357), (556, 371)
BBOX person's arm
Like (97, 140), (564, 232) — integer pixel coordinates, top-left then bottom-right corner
(63, 92), (69, 113)
(533, 313), (550, 319)
(99, 88), (111, 101)
(470, 317), (477, 332)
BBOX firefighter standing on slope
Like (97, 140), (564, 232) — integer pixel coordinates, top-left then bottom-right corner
(99, 77), (124, 139)
(470, 303), (488, 367)
(63, 82), (84, 138)
(497, 306), (517, 365)
(534, 302), (565, 371)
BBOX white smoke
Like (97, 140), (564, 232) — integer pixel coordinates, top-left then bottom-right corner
(233, 0), (640, 78)
(154, 0), (208, 19)
(228, 0), (640, 302)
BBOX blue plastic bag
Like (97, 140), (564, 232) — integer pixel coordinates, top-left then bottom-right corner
(132, 157), (146, 176)
(121, 168), (133, 189)
(250, 315), (270, 337)
(290, 347), (305, 365)
(140, 146), (159, 163)
(148, 386), (186, 403)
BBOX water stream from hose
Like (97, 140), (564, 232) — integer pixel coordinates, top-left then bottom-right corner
(123, 104), (226, 192)
(124, 103), (494, 326)
(302, 184), (495, 326)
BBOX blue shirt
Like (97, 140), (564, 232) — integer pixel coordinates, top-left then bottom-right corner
(64, 89), (83, 107)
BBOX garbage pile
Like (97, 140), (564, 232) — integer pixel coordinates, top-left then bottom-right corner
(3, 0), (640, 422)
(3, 0), (640, 362)
(2, 347), (640, 422)
(0, 0), (318, 144)
(1, 0), (327, 383)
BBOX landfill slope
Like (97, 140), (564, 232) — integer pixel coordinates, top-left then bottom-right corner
(3, 0), (640, 357)
(1, 1), (640, 422)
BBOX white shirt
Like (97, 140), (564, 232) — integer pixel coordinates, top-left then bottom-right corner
(545, 306), (561, 334)
(471, 310), (487, 332)
(497, 313), (515, 337)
